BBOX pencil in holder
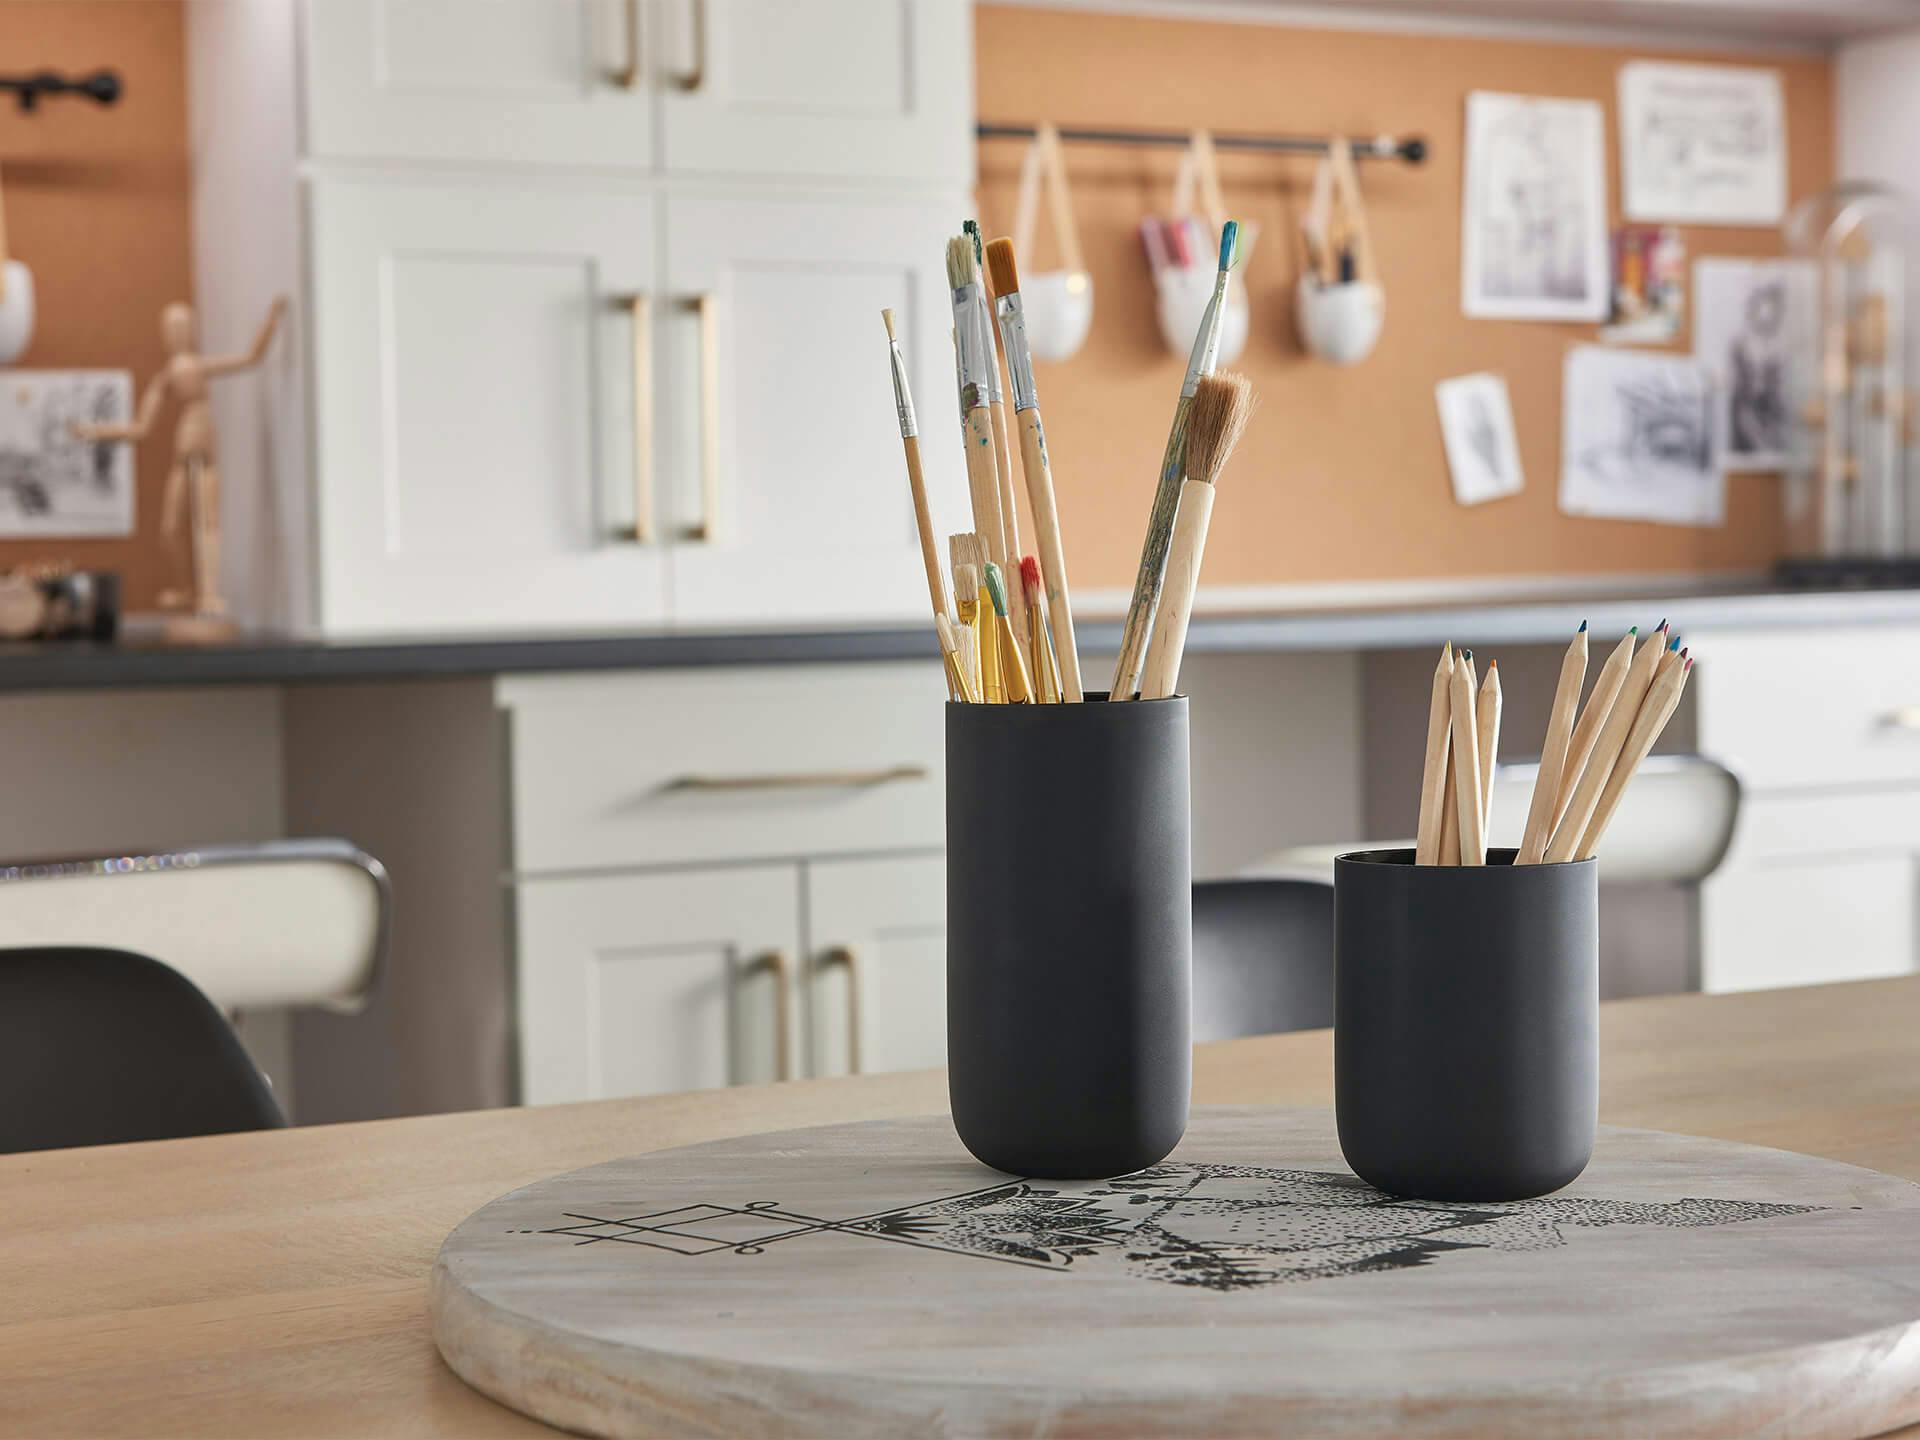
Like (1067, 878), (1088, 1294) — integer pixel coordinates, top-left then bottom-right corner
(947, 694), (1191, 1179)
(1334, 847), (1598, 1201)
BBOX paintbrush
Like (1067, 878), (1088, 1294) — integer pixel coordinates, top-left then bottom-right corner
(967, 222), (1027, 643)
(1020, 555), (1062, 703)
(948, 237), (1007, 580)
(987, 235), (1085, 702)
(1140, 372), (1253, 701)
(983, 562), (1032, 704)
(1112, 219), (1240, 699)
(936, 614), (979, 704)
(880, 309), (949, 634)
(950, 532), (984, 699)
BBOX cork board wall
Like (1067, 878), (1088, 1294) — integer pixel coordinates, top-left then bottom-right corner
(974, 5), (1834, 597)
(0, 1), (191, 611)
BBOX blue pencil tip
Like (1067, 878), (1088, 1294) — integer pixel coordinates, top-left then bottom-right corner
(1219, 219), (1239, 271)
(1668, 633), (1682, 651)
(1578, 619), (1587, 632)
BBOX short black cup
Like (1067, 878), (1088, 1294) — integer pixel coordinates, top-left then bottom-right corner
(1335, 848), (1598, 1201)
(947, 694), (1191, 1179)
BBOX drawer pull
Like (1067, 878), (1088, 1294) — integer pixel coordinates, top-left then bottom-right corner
(672, 0), (707, 91)
(818, 945), (863, 1075)
(618, 293), (654, 542)
(683, 292), (720, 541)
(1882, 707), (1920, 731)
(609, 0), (641, 89)
(665, 764), (929, 793)
(747, 949), (794, 1082)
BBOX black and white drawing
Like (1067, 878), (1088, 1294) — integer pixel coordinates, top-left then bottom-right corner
(1620, 62), (1786, 226)
(0, 371), (134, 537)
(1436, 372), (1524, 506)
(1462, 92), (1609, 322)
(521, 1161), (1821, 1294)
(1561, 345), (1724, 527)
(1694, 257), (1814, 472)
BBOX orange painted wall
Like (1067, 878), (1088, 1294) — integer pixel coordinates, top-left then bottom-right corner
(0, 1), (191, 609)
(974, 6), (1834, 594)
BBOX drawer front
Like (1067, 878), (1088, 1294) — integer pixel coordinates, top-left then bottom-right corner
(1693, 625), (1920, 789)
(501, 663), (947, 872)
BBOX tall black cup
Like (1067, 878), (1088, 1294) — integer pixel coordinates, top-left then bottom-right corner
(1335, 847), (1599, 1201)
(947, 694), (1191, 1179)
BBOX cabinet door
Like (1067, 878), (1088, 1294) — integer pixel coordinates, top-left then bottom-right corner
(659, 192), (969, 624)
(303, 0), (656, 168)
(657, 0), (969, 182)
(805, 855), (946, 1079)
(1701, 853), (1916, 994)
(515, 866), (800, 1104)
(309, 177), (667, 633)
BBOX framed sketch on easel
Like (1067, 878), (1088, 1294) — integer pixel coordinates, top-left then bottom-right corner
(1461, 92), (1609, 322)
(0, 370), (134, 536)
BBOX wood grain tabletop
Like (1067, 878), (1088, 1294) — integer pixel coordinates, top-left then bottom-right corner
(4, 975), (1917, 1439)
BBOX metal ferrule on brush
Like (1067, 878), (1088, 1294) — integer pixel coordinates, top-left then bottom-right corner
(973, 291), (1004, 405)
(996, 291), (1039, 413)
(951, 284), (991, 409)
(887, 338), (917, 438)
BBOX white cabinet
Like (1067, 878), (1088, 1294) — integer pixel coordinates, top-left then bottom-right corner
(806, 855), (947, 1079)
(301, 0), (971, 184)
(656, 0), (971, 182)
(659, 193), (968, 623)
(308, 177), (667, 632)
(516, 865), (801, 1103)
(303, 0), (654, 169)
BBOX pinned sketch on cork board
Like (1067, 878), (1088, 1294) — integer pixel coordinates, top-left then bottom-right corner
(1694, 257), (1815, 472)
(1561, 346), (1723, 528)
(0, 370), (134, 537)
(1436, 372), (1524, 506)
(1619, 62), (1786, 226)
(1461, 92), (1609, 322)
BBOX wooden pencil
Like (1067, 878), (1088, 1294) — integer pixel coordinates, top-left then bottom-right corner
(1546, 625), (1667, 863)
(1438, 749), (1461, 865)
(1476, 658), (1502, 842)
(1655, 630), (1683, 685)
(1576, 652), (1692, 860)
(1414, 641), (1454, 865)
(1552, 626), (1641, 834)
(1451, 650), (1486, 865)
(1517, 622), (1588, 865)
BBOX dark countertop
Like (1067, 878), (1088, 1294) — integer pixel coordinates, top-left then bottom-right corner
(3, 581), (1918, 692)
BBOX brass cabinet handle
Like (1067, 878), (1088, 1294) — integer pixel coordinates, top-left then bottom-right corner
(749, 949), (793, 1082)
(683, 292), (719, 541)
(619, 293), (654, 542)
(818, 945), (863, 1075)
(609, 0), (641, 89)
(672, 0), (706, 91)
(1883, 707), (1920, 731)
(665, 764), (929, 793)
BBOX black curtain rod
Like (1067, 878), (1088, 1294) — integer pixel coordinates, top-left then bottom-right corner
(977, 121), (1426, 166)
(0, 69), (122, 113)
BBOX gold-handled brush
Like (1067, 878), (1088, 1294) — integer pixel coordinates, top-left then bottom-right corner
(950, 532), (984, 699)
(1113, 220), (1240, 700)
(1140, 372), (1253, 700)
(1020, 555), (1062, 703)
(936, 614), (979, 704)
(983, 561), (1032, 704)
(948, 237), (1007, 580)
(986, 235), (1084, 701)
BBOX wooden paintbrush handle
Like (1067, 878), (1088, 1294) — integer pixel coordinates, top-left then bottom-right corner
(989, 397), (1027, 640)
(1140, 479), (1214, 700)
(901, 434), (945, 621)
(1016, 409), (1083, 702)
(963, 408), (1005, 572)
(1111, 400), (1191, 698)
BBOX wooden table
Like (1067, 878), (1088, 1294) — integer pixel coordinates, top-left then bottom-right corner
(6, 976), (1919, 1439)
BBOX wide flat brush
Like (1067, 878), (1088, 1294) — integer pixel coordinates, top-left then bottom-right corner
(987, 235), (1085, 702)
(1140, 372), (1253, 700)
(947, 237), (1006, 580)
(1112, 220), (1239, 699)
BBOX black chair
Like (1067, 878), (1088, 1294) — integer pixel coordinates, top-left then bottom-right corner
(1191, 879), (1335, 1041)
(0, 946), (286, 1153)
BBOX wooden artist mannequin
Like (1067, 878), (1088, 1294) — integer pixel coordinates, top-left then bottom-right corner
(74, 297), (287, 636)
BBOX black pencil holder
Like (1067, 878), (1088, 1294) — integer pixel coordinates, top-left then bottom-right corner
(947, 694), (1191, 1179)
(1335, 848), (1599, 1202)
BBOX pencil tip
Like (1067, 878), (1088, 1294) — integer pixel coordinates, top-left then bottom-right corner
(1658, 617), (1669, 631)
(1487, 659), (1497, 670)
(1668, 633), (1682, 651)
(1629, 626), (1638, 635)
(1578, 619), (1587, 632)
(1442, 641), (1452, 661)
(1463, 648), (1473, 661)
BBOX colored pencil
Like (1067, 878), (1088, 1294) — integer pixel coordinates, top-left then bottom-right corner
(1517, 622), (1588, 865)
(1415, 642), (1454, 865)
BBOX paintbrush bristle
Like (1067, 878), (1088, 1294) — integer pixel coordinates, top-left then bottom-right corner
(982, 561), (1009, 617)
(1184, 372), (1255, 484)
(1219, 219), (1239, 272)
(985, 237), (1019, 298)
(949, 531), (985, 575)
(946, 235), (978, 291)
(1019, 554), (1041, 594)
(881, 308), (897, 341)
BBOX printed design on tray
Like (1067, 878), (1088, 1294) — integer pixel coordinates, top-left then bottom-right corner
(517, 1162), (1822, 1293)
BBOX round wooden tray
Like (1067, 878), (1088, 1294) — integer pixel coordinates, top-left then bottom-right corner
(431, 1107), (1920, 1439)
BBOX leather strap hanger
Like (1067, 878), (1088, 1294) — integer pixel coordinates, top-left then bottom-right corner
(1013, 122), (1087, 275)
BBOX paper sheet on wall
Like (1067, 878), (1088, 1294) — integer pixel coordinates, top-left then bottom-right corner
(1693, 257), (1816, 472)
(1560, 346), (1723, 527)
(1619, 62), (1786, 225)
(0, 371), (134, 537)
(1461, 91), (1609, 322)
(1436, 373), (1524, 506)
